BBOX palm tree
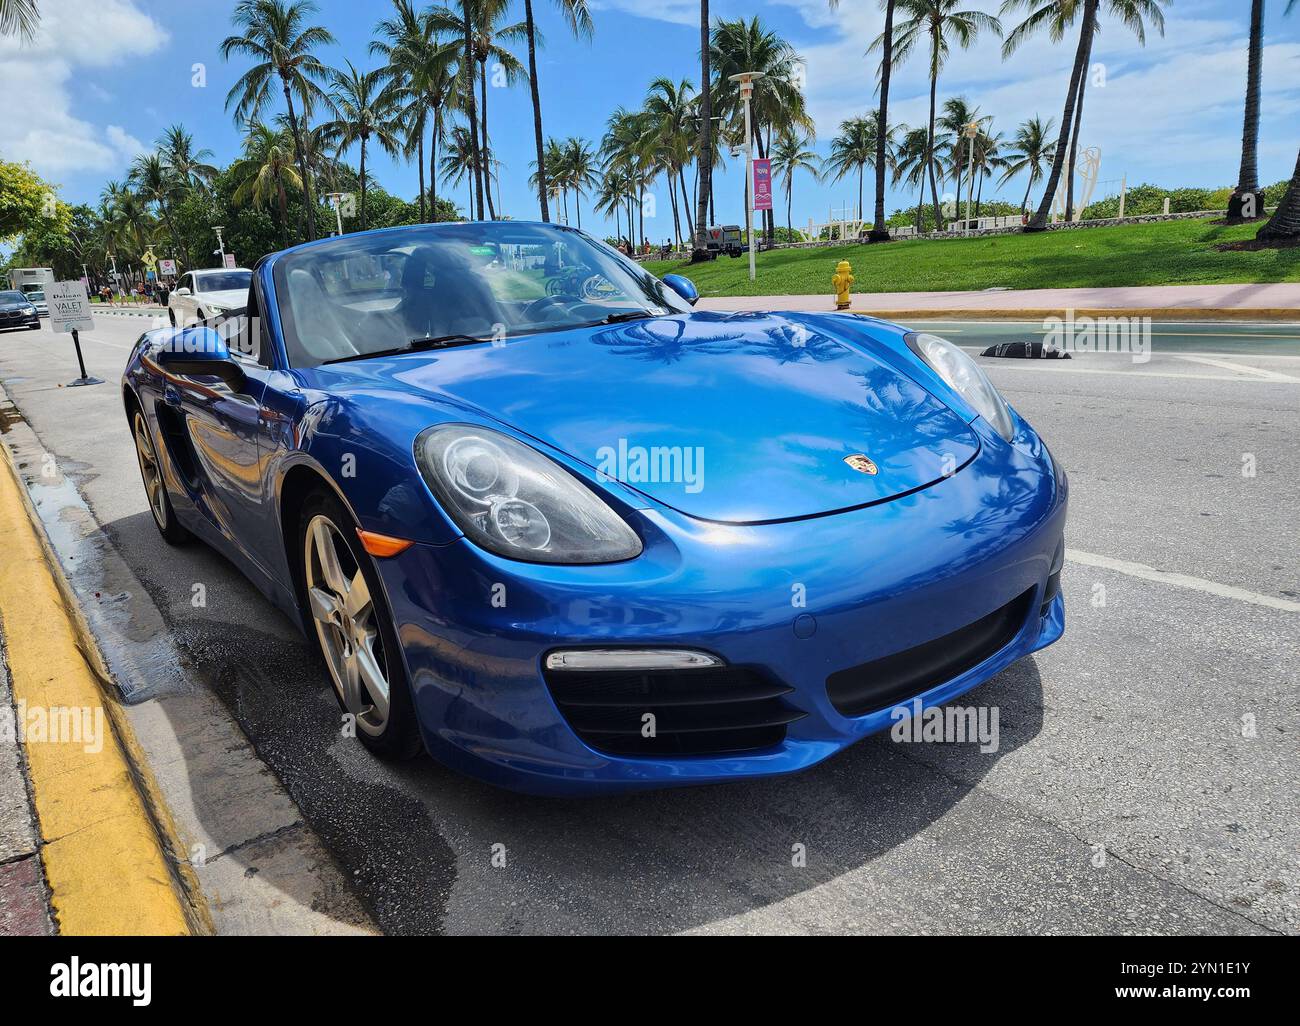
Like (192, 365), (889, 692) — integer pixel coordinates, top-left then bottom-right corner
(439, 124), (481, 217)
(157, 126), (218, 195)
(1230, 0), (1265, 221)
(937, 96), (986, 212)
(129, 154), (187, 270)
(893, 126), (933, 231)
(373, 1), (438, 223)
(692, 0), (714, 257)
(710, 16), (812, 244)
(877, 1), (1001, 233)
(466, 0), (526, 220)
(771, 132), (820, 238)
(319, 62), (403, 232)
(522, 1), (594, 222)
(968, 125), (1005, 216)
(999, 115), (1056, 214)
(222, 0), (336, 241)
(600, 107), (653, 249)
(1003, 0), (1166, 231)
(230, 123), (303, 249)
(825, 114), (892, 225)
(0, 0), (39, 41)
(431, 3), (486, 218)
(830, 0), (897, 241)
(642, 77), (700, 248)
(559, 137), (598, 229)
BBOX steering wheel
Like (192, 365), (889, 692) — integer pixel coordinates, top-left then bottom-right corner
(522, 295), (579, 321)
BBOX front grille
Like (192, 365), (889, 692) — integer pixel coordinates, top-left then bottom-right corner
(826, 587), (1035, 718)
(543, 663), (805, 756)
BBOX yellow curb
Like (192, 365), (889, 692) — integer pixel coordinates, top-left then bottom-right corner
(0, 444), (200, 936)
(848, 307), (1300, 323)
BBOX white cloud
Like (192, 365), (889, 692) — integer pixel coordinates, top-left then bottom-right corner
(590, 1), (701, 27)
(784, 5), (1300, 193)
(0, 0), (168, 179)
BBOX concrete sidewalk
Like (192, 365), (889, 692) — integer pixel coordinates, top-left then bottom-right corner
(699, 283), (1300, 320)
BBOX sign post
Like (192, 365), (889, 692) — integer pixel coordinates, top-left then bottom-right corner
(48, 281), (102, 387)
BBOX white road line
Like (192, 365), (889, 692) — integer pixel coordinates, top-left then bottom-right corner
(959, 352), (1296, 384)
(1066, 548), (1300, 613)
(1174, 354), (1300, 382)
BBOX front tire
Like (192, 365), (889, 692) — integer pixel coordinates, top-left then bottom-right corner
(132, 410), (191, 545)
(299, 490), (421, 759)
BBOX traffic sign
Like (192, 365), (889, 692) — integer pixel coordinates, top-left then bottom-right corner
(48, 281), (96, 334)
(159, 259), (177, 277)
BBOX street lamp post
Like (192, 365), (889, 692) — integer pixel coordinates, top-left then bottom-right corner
(728, 71), (766, 283)
(213, 226), (227, 266)
(964, 122), (979, 236)
(326, 193), (347, 236)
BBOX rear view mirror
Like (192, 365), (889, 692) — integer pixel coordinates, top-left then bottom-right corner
(154, 327), (245, 388)
(662, 273), (699, 307)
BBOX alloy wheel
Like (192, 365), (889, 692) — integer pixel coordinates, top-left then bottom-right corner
(303, 514), (391, 736)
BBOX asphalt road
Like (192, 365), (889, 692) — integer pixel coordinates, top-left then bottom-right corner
(1, 312), (1297, 935)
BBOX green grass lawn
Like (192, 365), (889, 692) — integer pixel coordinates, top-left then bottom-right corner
(641, 218), (1300, 297)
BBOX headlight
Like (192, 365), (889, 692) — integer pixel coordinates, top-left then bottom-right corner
(905, 332), (1015, 442)
(415, 424), (643, 564)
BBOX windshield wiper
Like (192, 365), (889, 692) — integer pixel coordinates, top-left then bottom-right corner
(321, 334), (490, 366)
(599, 310), (659, 325)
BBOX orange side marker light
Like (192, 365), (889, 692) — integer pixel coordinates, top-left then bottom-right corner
(356, 528), (414, 558)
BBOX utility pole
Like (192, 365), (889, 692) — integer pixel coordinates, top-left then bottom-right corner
(729, 71), (766, 283)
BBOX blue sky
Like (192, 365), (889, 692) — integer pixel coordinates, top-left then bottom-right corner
(3, 0), (1299, 243)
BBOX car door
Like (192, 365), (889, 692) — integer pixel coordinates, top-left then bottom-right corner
(161, 297), (281, 585)
(174, 273), (196, 324)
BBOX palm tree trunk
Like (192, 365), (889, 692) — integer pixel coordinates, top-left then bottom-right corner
(787, 183), (793, 238)
(1258, 143), (1300, 240)
(1065, 56), (1091, 221)
(870, 0), (896, 241)
(975, 166), (985, 218)
(416, 126), (427, 223)
(430, 117), (440, 219)
(276, 176), (289, 250)
(281, 80), (316, 241)
(692, 0), (712, 256)
(359, 136), (368, 233)
(925, 53), (943, 231)
(479, 60), (497, 220)
(1021, 177), (1033, 215)
(463, 14), (484, 220)
(678, 170), (692, 244)
(1231, 0), (1265, 220)
(1027, 0), (1096, 232)
(523, 0), (550, 222)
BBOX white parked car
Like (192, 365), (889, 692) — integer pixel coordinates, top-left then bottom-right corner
(167, 268), (253, 326)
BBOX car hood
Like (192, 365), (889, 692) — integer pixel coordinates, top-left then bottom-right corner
(356, 312), (980, 524)
(195, 289), (248, 308)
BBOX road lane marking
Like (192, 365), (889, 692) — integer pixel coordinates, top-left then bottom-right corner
(960, 352), (1298, 383)
(1066, 549), (1300, 613)
(1173, 354), (1300, 382)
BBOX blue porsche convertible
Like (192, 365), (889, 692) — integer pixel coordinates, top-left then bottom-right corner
(122, 221), (1067, 795)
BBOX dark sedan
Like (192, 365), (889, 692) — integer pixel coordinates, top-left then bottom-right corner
(0, 291), (41, 332)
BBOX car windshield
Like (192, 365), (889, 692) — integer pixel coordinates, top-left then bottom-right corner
(195, 271), (251, 293)
(0, 292), (27, 303)
(272, 222), (692, 368)
(28, 291), (45, 302)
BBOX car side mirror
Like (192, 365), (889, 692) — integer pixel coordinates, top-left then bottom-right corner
(174, 287), (191, 297)
(154, 327), (245, 388)
(662, 273), (699, 307)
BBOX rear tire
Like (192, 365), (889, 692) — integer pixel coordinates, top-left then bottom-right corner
(131, 409), (191, 545)
(298, 489), (422, 760)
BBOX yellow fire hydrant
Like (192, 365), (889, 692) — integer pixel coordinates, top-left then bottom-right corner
(832, 259), (854, 310)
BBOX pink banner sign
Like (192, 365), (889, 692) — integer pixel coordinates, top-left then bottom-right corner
(752, 158), (773, 212)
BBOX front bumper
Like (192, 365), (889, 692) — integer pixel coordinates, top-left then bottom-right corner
(379, 414), (1068, 795)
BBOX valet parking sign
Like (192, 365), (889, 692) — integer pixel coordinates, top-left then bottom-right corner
(49, 280), (95, 334)
(752, 158), (773, 212)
